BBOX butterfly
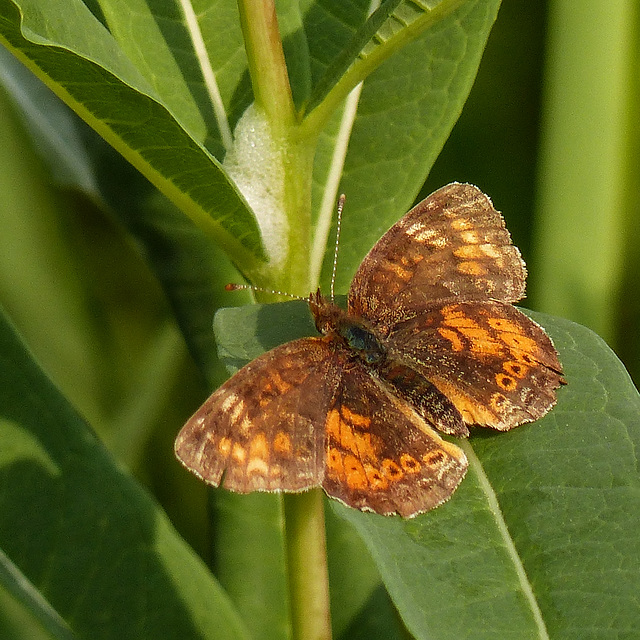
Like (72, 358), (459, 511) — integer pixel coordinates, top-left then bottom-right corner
(175, 183), (564, 517)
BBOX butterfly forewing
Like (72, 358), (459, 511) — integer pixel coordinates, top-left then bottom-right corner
(175, 338), (337, 493)
(348, 183), (527, 331)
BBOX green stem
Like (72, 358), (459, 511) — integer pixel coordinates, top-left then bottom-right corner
(278, 135), (317, 296)
(235, 0), (317, 297)
(237, 0), (296, 133)
(531, 0), (634, 341)
(235, 6), (331, 638)
(284, 490), (332, 640)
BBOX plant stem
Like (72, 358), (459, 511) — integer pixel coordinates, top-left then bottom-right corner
(237, 0), (296, 133)
(284, 490), (332, 640)
(236, 7), (331, 638)
(531, 0), (634, 341)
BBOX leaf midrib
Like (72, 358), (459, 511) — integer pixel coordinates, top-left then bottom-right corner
(462, 440), (550, 639)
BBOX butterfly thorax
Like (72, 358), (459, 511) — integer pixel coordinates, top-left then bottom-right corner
(309, 289), (386, 365)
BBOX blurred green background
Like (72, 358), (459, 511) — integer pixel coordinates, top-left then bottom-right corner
(0, 0), (638, 498)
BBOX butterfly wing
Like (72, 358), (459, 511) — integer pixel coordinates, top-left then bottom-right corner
(322, 355), (468, 517)
(386, 301), (564, 431)
(348, 183), (527, 330)
(175, 337), (338, 493)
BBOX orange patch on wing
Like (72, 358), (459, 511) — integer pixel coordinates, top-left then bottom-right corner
(326, 409), (341, 440)
(249, 433), (269, 460)
(400, 454), (421, 474)
(442, 309), (506, 356)
(327, 407), (379, 461)
(487, 317), (521, 333)
(441, 304), (462, 319)
(381, 459), (404, 482)
(438, 327), (465, 351)
(422, 450), (445, 466)
(497, 330), (540, 354)
(231, 443), (246, 463)
(401, 252), (424, 266)
(450, 217), (473, 231)
(465, 333), (506, 357)
(218, 437), (232, 456)
(457, 261), (487, 276)
(437, 438), (466, 462)
(392, 263), (413, 281)
(432, 378), (498, 426)
(454, 325), (505, 357)
(454, 245), (487, 259)
(363, 463), (389, 490)
(442, 306), (478, 328)
(490, 392), (508, 412)
(503, 361), (528, 378)
(343, 454), (368, 489)
(327, 447), (344, 475)
(495, 373), (517, 391)
(274, 431), (292, 454)
(262, 370), (292, 400)
(341, 406), (371, 428)
(344, 428), (378, 461)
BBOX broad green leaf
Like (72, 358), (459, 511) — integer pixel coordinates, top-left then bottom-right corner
(0, 308), (250, 640)
(0, 50), (241, 388)
(0, 0), (266, 271)
(274, 0), (312, 108)
(0, 73), (292, 634)
(305, 0), (468, 115)
(336, 584), (406, 640)
(120, 191), (245, 385)
(0, 46), (100, 195)
(300, 0), (372, 91)
(211, 302), (640, 638)
(314, 0), (502, 292)
(94, 0), (251, 155)
(0, 551), (77, 640)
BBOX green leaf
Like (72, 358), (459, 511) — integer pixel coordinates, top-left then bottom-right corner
(305, 0), (467, 115)
(0, 308), (250, 640)
(0, 0), (266, 271)
(312, 0), (502, 292)
(211, 303), (640, 638)
(0, 550), (77, 640)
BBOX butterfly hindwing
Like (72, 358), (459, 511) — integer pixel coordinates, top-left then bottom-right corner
(386, 301), (564, 430)
(322, 356), (468, 517)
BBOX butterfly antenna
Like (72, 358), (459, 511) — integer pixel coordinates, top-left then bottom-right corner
(330, 194), (346, 302)
(224, 283), (306, 301)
